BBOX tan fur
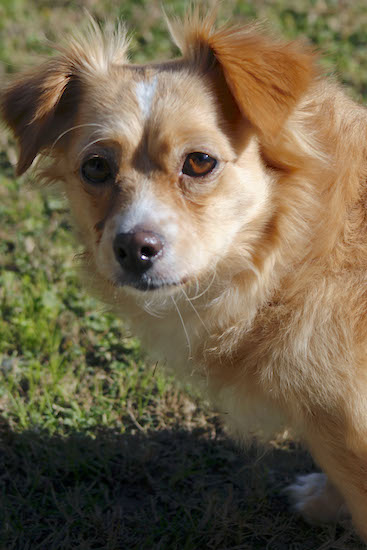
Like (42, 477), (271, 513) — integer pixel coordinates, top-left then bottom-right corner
(2, 9), (367, 542)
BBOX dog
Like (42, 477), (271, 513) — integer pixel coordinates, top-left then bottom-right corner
(2, 7), (367, 542)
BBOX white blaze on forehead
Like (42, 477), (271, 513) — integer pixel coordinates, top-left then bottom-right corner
(135, 76), (158, 119)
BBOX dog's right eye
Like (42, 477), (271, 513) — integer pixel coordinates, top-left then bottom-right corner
(81, 156), (113, 185)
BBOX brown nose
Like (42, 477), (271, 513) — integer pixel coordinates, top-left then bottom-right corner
(113, 230), (164, 274)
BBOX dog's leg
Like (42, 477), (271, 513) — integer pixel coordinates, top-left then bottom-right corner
(295, 422), (367, 541)
(286, 472), (348, 523)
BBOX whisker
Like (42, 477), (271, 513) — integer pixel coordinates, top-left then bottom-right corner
(190, 268), (217, 301)
(143, 301), (164, 318)
(171, 295), (192, 359)
(77, 136), (113, 159)
(49, 123), (105, 153)
(181, 288), (210, 336)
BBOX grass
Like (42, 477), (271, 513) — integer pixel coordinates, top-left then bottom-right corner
(0, 1), (366, 548)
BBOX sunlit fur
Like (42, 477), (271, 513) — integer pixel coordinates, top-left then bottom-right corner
(2, 8), (367, 541)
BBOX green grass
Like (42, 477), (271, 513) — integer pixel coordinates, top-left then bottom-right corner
(0, 1), (366, 548)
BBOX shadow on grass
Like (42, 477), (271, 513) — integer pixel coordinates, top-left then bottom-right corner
(0, 420), (362, 550)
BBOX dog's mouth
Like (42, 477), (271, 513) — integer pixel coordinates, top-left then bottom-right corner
(112, 273), (188, 292)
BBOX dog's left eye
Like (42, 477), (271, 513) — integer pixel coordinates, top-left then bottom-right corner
(81, 155), (113, 185)
(182, 152), (217, 178)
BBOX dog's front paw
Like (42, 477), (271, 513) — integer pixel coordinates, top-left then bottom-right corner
(285, 473), (348, 524)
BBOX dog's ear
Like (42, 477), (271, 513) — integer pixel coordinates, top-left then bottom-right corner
(1, 58), (82, 176)
(1, 20), (130, 176)
(169, 12), (315, 137)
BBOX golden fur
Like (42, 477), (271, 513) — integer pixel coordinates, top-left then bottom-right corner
(2, 8), (367, 541)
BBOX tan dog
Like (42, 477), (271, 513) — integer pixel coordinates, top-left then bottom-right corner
(2, 9), (367, 541)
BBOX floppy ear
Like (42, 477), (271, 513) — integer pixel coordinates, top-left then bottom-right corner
(1, 58), (82, 176)
(1, 18), (130, 176)
(169, 13), (315, 137)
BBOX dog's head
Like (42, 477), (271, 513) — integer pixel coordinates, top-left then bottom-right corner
(1, 12), (315, 296)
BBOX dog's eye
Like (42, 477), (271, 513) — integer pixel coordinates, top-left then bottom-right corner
(81, 156), (113, 184)
(182, 152), (217, 177)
